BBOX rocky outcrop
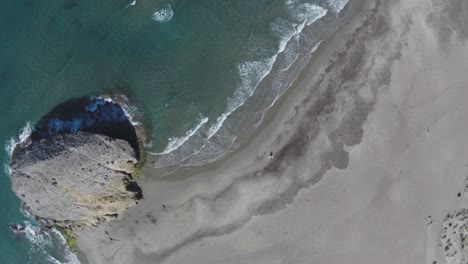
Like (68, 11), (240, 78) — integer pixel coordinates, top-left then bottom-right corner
(10, 132), (141, 227)
(9, 97), (144, 228)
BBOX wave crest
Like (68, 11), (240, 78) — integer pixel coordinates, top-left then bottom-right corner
(207, 57), (277, 139)
(286, 0), (328, 25)
(153, 3), (174, 22)
(327, 0), (349, 13)
(150, 0), (343, 169)
(18, 221), (80, 264)
(5, 121), (33, 157)
(159, 116), (209, 154)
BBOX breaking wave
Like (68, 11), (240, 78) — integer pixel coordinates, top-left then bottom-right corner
(127, 0), (136, 7)
(207, 57), (277, 139)
(152, 3), (174, 22)
(5, 121), (33, 157)
(160, 116), (209, 154)
(286, 0), (328, 25)
(151, 0), (332, 168)
(95, 95), (141, 126)
(206, 3), (327, 141)
(20, 221), (80, 264)
(328, 0), (349, 13)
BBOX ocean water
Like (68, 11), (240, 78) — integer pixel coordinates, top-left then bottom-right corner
(0, 0), (349, 262)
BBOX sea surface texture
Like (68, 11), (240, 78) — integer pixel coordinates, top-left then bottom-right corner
(0, 0), (348, 262)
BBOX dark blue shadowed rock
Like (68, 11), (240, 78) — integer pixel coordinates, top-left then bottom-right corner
(31, 97), (140, 160)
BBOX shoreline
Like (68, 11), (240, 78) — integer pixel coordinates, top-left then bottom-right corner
(75, 0), (377, 262)
(144, 0), (370, 182)
(76, 0), (468, 263)
(144, 0), (358, 174)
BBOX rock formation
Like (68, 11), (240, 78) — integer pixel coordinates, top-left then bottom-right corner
(9, 97), (143, 228)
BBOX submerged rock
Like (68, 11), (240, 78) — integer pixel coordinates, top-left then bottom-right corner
(8, 223), (26, 235)
(9, 97), (143, 228)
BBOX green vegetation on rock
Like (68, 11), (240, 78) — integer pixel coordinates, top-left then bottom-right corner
(131, 155), (146, 180)
(57, 227), (79, 254)
(131, 166), (143, 179)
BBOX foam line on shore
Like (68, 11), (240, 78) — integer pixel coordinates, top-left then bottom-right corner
(206, 2), (328, 141)
(159, 116), (209, 155)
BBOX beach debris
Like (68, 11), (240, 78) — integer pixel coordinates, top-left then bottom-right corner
(269, 151), (274, 160)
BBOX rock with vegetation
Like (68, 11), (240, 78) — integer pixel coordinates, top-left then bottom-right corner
(9, 97), (144, 229)
(10, 132), (142, 227)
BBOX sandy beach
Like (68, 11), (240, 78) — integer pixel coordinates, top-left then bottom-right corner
(76, 0), (468, 263)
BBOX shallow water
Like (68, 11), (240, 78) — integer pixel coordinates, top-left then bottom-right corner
(0, 0), (348, 262)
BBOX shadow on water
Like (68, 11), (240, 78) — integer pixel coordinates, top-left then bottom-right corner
(30, 96), (140, 160)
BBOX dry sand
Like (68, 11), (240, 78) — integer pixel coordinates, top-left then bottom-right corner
(76, 0), (468, 263)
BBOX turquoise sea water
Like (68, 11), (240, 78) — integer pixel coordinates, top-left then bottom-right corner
(0, 0), (348, 262)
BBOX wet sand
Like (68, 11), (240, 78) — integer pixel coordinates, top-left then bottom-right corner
(76, 0), (468, 263)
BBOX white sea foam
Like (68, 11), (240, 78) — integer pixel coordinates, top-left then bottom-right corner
(159, 116), (209, 154)
(286, 0), (328, 25)
(270, 18), (298, 54)
(207, 56), (277, 139)
(206, 5), (326, 141)
(121, 102), (141, 126)
(152, 3), (174, 22)
(5, 138), (15, 157)
(310, 40), (322, 53)
(23, 221), (48, 246)
(5, 121), (33, 157)
(23, 222), (80, 264)
(306, 6), (328, 26)
(64, 251), (80, 264)
(50, 228), (81, 264)
(47, 256), (63, 264)
(150, 0), (337, 167)
(125, 0), (136, 8)
(270, 40), (323, 108)
(19, 122), (33, 143)
(23, 224), (81, 264)
(96, 95), (141, 126)
(269, 15), (317, 66)
(206, 3), (326, 141)
(278, 34), (301, 73)
(328, 0), (349, 13)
